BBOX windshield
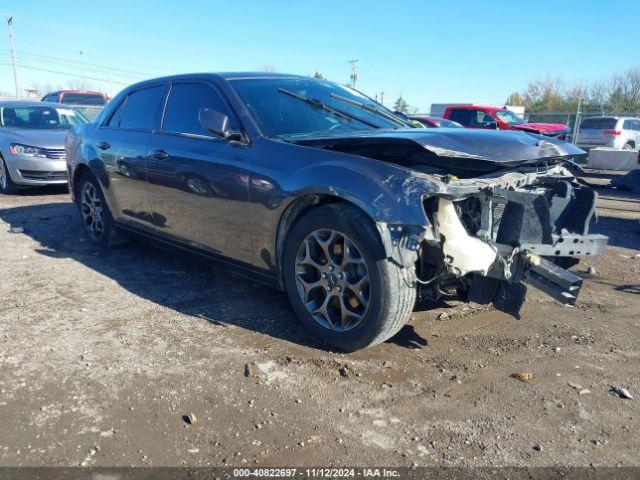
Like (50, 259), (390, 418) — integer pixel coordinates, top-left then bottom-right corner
(1, 106), (88, 129)
(494, 109), (525, 125)
(230, 77), (406, 138)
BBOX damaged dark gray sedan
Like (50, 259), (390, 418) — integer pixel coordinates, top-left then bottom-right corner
(66, 73), (608, 351)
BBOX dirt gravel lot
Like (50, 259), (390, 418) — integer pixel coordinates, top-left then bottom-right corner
(0, 172), (639, 468)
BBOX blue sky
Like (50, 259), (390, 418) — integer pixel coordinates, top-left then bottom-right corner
(1, 0), (637, 111)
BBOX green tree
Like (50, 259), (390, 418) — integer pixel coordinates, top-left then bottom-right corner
(393, 94), (410, 113)
(313, 71), (325, 80)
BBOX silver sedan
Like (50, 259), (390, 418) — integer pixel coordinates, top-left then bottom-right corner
(0, 101), (88, 194)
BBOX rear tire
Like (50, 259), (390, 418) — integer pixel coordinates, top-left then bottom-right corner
(0, 157), (18, 195)
(76, 172), (128, 247)
(623, 142), (635, 151)
(283, 204), (416, 351)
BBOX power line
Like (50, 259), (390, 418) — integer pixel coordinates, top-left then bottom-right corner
(16, 37), (167, 74)
(16, 63), (130, 86)
(16, 50), (153, 78)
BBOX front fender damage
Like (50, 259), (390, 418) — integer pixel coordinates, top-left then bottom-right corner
(406, 165), (608, 317)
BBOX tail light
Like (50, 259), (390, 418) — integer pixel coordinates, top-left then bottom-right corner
(604, 130), (621, 135)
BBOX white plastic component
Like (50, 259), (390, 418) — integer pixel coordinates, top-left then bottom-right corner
(436, 198), (497, 276)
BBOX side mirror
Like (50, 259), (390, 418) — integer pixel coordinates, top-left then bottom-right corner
(199, 108), (230, 138)
(485, 121), (499, 130)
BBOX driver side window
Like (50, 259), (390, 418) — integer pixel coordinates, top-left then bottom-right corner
(161, 82), (239, 137)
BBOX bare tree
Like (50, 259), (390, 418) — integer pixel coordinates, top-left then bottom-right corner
(506, 67), (640, 114)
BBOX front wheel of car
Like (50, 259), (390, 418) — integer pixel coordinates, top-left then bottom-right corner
(283, 204), (416, 351)
(77, 173), (127, 247)
(0, 157), (18, 195)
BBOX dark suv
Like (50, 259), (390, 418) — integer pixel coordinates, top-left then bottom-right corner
(66, 73), (606, 351)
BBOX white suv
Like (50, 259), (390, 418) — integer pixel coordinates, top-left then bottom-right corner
(576, 116), (640, 150)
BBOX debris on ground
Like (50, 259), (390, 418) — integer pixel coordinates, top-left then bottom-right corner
(244, 362), (256, 378)
(182, 413), (197, 425)
(533, 443), (542, 452)
(610, 385), (634, 400)
(611, 169), (640, 194)
(567, 381), (583, 391)
(338, 365), (351, 378)
(586, 266), (596, 275)
(8, 226), (24, 234)
(510, 371), (533, 383)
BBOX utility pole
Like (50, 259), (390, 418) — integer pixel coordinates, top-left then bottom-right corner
(348, 58), (359, 89)
(79, 50), (85, 88)
(6, 17), (20, 99)
(572, 84), (583, 146)
(380, 91), (384, 106)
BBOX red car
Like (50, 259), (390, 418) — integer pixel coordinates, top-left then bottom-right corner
(443, 105), (570, 140)
(41, 90), (108, 106)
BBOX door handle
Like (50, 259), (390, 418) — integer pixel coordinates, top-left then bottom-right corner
(97, 141), (111, 150)
(149, 149), (169, 160)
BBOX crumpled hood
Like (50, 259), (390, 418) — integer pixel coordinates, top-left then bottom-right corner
(2, 128), (69, 149)
(292, 128), (585, 171)
(511, 122), (570, 134)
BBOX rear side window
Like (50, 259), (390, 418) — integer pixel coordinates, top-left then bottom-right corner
(162, 82), (238, 136)
(448, 109), (471, 126)
(579, 117), (617, 130)
(119, 85), (165, 130)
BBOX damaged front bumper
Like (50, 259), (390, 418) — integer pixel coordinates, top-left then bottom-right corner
(409, 165), (609, 315)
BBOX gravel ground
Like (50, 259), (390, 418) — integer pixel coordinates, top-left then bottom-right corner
(0, 172), (639, 468)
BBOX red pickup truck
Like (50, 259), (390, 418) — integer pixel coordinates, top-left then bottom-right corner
(443, 105), (570, 140)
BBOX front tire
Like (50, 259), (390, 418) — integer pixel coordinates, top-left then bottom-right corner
(283, 204), (416, 351)
(0, 157), (18, 195)
(77, 172), (127, 247)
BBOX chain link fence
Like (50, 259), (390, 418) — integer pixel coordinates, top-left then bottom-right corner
(525, 112), (640, 128)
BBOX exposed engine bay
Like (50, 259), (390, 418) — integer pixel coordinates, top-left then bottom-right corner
(293, 130), (609, 316)
(418, 164), (607, 316)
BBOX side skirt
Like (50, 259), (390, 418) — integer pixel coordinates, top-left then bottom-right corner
(114, 222), (283, 291)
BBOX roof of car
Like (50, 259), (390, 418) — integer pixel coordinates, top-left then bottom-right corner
(45, 90), (106, 95)
(121, 72), (315, 91)
(0, 100), (72, 108)
(446, 105), (507, 111)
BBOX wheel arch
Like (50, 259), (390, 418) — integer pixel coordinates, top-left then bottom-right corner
(275, 194), (374, 282)
(72, 163), (93, 201)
